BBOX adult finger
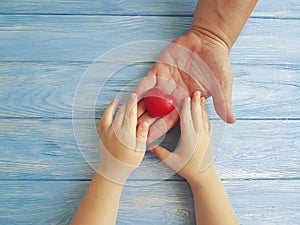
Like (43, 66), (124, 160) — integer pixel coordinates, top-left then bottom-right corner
(135, 75), (156, 100)
(137, 112), (157, 128)
(147, 110), (179, 143)
(135, 74), (157, 119)
(211, 77), (235, 124)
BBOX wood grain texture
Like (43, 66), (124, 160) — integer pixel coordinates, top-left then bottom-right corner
(0, 63), (299, 118)
(0, 180), (299, 225)
(0, 0), (299, 18)
(1, 119), (299, 180)
(0, 16), (299, 64)
(1, 0), (299, 224)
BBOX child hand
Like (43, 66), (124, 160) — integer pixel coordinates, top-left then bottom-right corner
(97, 93), (149, 185)
(150, 91), (214, 185)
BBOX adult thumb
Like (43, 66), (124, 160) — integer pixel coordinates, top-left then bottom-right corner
(210, 71), (236, 124)
(212, 93), (235, 124)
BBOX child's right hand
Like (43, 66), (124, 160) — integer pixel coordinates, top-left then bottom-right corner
(97, 93), (149, 185)
(150, 91), (214, 185)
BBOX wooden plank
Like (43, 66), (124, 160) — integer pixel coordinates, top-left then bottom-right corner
(0, 16), (299, 64)
(0, 0), (299, 18)
(0, 62), (299, 118)
(1, 119), (299, 179)
(0, 180), (299, 224)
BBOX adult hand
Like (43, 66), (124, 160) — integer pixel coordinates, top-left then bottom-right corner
(136, 31), (235, 143)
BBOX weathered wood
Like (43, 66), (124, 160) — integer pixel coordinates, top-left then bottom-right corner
(1, 119), (299, 179)
(0, 63), (299, 118)
(0, 0), (299, 18)
(0, 180), (299, 224)
(1, 1), (299, 225)
(0, 16), (299, 64)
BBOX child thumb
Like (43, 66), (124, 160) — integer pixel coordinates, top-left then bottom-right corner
(149, 145), (172, 161)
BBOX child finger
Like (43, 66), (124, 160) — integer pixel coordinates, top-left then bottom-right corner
(180, 96), (193, 134)
(100, 98), (119, 130)
(191, 91), (202, 131)
(135, 122), (149, 151)
(123, 93), (138, 130)
(149, 145), (184, 172)
(113, 100), (128, 128)
(201, 97), (210, 132)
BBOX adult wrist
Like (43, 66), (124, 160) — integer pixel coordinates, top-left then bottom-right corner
(190, 0), (234, 51)
(191, 0), (258, 51)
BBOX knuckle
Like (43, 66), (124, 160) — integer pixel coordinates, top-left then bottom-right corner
(137, 131), (147, 140)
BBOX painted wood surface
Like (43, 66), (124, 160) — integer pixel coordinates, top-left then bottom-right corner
(1, 119), (299, 180)
(0, 63), (299, 118)
(0, 0), (299, 18)
(0, 0), (299, 224)
(0, 16), (299, 64)
(0, 180), (299, 225)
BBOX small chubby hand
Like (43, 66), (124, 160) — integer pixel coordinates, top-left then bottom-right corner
(98, 93), (149, 184)
(150, 91), (214, 185)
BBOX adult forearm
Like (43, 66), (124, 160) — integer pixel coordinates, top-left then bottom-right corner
(191, 0), (258, 50)
(71, 173), (123, 225)
(189, 165), (239, 225)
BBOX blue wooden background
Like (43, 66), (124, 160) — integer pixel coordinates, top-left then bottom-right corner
(0, 0), (299, 224)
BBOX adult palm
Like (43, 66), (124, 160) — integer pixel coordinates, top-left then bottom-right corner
(136, 31), (235, 143)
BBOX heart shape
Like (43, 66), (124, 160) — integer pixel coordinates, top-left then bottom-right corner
(143, 88), (176, 118)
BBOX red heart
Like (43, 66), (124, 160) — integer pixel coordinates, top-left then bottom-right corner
(144, 88), (176, 118)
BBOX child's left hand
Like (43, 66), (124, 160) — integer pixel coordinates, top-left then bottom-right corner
(97, 93), (149, 184)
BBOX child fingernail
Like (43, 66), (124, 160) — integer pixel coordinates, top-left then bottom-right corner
(186, 97), (191, 103)
(195, 91), (200, 98)
(142, 122), (149, 129)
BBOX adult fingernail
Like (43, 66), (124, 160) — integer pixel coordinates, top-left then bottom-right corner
(195, 91), (200, 98)
(186, 97), (191, 103)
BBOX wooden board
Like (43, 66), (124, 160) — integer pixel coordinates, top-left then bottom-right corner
(0, 16), (299, 64)
(0, 63), (299, 118)
(1, 0), (299, 224)
(1, 119), (299, 180)
(0, 180), (299, 225)
(0, 0), (299, 18)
